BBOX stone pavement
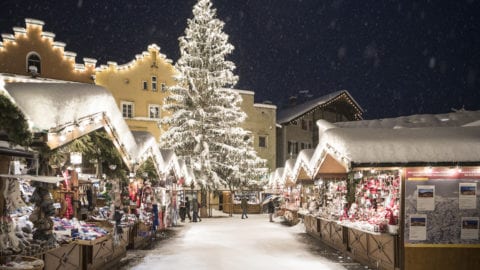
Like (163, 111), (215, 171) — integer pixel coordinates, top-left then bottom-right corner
(120, 212), (371, 270)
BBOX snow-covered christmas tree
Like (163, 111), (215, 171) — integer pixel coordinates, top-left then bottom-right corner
(160, 0), (267, 191)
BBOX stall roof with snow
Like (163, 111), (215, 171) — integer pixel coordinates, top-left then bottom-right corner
(1, 74), (138, 168)
(311, 119), (480, 175)
(132, 130), (165, 175)
(336, 109), (480, 129)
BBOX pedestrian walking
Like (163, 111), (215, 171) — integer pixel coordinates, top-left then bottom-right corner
(192, 196), (201, 222)
(179, 198), (186, 222)
(185, 196), (192, 222)
(267, 198), (275, 222)
(241, 196), (248, 219)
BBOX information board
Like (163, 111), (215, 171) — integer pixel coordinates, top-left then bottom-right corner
(404, 168), (480, 244)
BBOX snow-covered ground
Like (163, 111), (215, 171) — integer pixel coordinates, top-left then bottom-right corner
(121, 212), (369, 270)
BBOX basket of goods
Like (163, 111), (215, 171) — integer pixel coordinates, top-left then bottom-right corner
(0, 255), (44, 270)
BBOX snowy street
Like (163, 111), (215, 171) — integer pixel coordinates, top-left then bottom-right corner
(120, 212), (369, 270)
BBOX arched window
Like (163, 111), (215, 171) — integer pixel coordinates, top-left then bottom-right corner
(26, 52), (41, 75)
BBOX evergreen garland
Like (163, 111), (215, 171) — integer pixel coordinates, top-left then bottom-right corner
(0, 95), (33, 146)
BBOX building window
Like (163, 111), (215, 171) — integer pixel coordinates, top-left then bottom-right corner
(161, 83), (166, 92)
(259, 136), (267, 148)
(142, 81), (148, 90)
(149, 104), (160, 119)
(300, 142), (305, 149)
(287, 141), (298, 156)
(121, 101), (134, 118)
(151, 76), (157, 91)
(26, 52), (41, 74)
(301, 119), (307, 130)
(308, 120), (313, 131)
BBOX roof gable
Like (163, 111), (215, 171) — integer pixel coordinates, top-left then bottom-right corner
(277, 90), (363, 124)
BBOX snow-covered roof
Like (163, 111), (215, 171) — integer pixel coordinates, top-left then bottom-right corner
(132, 131), (164, 175)
(312, 119), (480, 170)
(336, 110), (480, 129)
(277, 90), (363, 124)
(268, 167), (285, 188)
(159, 149), (195, 184)
(1, 75), (137, 166)
(291, 149), (314, 181)
(281, 158), (297, 186)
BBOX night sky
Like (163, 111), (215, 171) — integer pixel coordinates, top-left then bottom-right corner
(1, 0), (479, 119)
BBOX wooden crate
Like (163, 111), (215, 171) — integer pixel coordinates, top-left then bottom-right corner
(319, 218), (346, 251)
(345, 227), (397, 270)
(118, 227), (130, 248)
(348, 228), (370, 262)
(330, 222), (346, 251)
(44, 242), (82, 270)
(319, 218), (332, 241)
(133, 222), (152, 249)
(78, 236), (114, 270)
(304, 215), (320, 238)
(366, 233), (396, 270)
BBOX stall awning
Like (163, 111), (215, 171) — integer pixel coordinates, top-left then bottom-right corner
(0, 140), (35, 158)
(0, 174), (63, 183)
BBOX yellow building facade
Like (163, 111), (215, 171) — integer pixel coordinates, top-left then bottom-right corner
(236, 89), (277, 172)
(94, 44), (177, 141)
(0, 18), (96, 83)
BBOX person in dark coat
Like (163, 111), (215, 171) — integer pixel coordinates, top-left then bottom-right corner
(185, 196), (192, 222)
(267, 198), (275, 222)
(192, 197), (201, 222)
(179, 199), (186, 222)
(241, 196), (248, 219)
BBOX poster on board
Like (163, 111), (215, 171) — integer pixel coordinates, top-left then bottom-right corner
(461, 217), (479, 240)
(417, 185), (435, 211)
(409, 214), (427, 241)
(459, 183), (477, 209)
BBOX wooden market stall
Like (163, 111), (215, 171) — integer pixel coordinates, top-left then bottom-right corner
(222, 190), (262, 215)
(293, 118), (480, 270)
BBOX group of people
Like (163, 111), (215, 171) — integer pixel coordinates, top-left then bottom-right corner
(179, 196), (202, 222)
(178, 195), (277, 223)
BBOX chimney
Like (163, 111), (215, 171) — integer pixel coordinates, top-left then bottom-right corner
(289, 96), (298, 106)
